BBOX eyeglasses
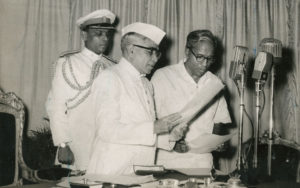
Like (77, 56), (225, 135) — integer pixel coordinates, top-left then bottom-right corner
(188, 48), (215, 64)
(133, 44), (161, 59)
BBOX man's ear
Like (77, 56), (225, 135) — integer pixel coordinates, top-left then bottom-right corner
(125, 44), (135, 60)
(185, 47), (189, 57)
(128, 44), (134, 56)
(81, 31), (88, 41)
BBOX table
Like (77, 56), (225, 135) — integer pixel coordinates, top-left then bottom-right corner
(17, 181), (300, 188)
(11, 173), (300, 188)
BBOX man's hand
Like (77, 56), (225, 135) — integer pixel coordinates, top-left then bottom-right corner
(170, 124), (188, 141)
(154, 113), (182, 134)
(214, 142), (229, 152)
(174, 139), (189, 153)
(58, 145), (75, 165)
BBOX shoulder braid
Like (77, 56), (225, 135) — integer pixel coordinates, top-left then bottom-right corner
(59, 49), (81, 58)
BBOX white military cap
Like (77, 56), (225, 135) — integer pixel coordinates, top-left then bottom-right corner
(76, 9), (116, 30)
(122, 22), (166, 45)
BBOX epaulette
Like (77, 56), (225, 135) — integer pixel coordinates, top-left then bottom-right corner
(102, 54), (118, 64)
(59, 49), (81, 58)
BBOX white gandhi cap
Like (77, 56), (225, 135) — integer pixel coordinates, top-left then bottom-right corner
(122, 22), (166, 45)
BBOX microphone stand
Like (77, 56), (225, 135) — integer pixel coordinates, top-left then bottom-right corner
(253, 80), (262, 168)
(237, 63), (246, 172)
(228, 63), (248, 187)
(267, 66), (275, 176)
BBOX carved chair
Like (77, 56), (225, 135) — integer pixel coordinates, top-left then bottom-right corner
(0, 89), (26, 186)
(0, 89), (58, 187)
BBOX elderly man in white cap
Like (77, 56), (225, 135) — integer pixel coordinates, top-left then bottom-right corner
(46, 9), (117, 172)
(87, 22), (184, 175)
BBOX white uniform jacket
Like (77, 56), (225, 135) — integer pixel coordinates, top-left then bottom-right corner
(87, 58), (157, 175)
(151, 61), (231, 169)
(46, 47), (115, 170)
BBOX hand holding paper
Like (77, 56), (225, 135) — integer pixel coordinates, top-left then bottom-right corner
(169, 78), (225, 142)
(173, 139), (189, 153)
(169, 123), (188, 141)
(154, 112), (182, 134)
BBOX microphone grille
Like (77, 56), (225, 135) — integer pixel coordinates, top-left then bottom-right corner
(259, 38), (282, 58)
(232, 46), (248, 64)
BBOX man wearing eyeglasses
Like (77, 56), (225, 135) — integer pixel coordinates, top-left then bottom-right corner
(87, 22), (184, 175)
(46, 9), (117, 172)
(151, 30), (231, 169)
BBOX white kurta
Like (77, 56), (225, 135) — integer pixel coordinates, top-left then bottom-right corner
(151, 61), (231, 169)
(87, 58), (157, 175)
(46, 47), (115, 170)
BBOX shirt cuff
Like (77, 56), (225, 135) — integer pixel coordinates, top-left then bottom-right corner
(156, 134), (176, 151)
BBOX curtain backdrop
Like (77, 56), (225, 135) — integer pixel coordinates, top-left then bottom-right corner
(0, 0), (299, 173)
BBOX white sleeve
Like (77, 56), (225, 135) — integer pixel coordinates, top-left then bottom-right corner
(46, 58), (72, 146)
(151, 70), (165, 119)
(93, 71), (155, 146)
(151, 71), (175, 151)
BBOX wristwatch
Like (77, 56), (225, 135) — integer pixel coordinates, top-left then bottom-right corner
(59, 142), (67, 148)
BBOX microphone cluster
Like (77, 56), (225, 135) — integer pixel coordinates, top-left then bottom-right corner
(229, 38), (282, 83)
(229, 38), (282, 179)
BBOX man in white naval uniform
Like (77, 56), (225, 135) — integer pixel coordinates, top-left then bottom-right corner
(151, 30), (232, 169)
(87, 22), (183, 175)
(46, 9), (117, 171)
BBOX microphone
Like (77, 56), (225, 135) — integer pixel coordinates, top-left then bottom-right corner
(252, 51), (273, 81)
(258, 38), (282, 176)
(251, 52), (273, 171)
(229, 46), (249, 174)
(259, 38), (282, 64)
(229, 46), (248, 80)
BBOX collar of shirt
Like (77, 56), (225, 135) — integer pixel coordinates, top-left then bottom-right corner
(119, 57), (145, 82)
(81, 47), (102, 63)
(178, 59), (209, 87)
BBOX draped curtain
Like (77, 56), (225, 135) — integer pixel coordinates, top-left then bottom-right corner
(0, 0), (299, 172)
(0, 0), (70, 131)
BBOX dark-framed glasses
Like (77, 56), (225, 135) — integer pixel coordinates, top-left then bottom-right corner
(189, 48), (215, 64)
(133, 44), (161, 59)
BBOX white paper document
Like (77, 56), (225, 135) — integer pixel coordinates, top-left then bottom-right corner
(188, 132), (236, 154)
(169, 78), (225, 141)
(179, 77), (224, 124)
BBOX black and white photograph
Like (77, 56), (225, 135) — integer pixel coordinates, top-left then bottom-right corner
(0, 0), (299, 187)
